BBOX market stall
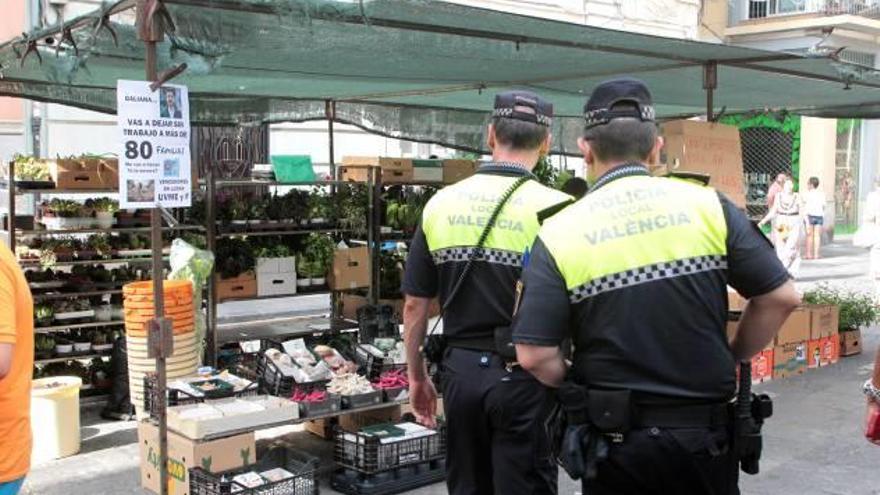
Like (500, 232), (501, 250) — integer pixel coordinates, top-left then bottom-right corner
(4, 0), (880, 493)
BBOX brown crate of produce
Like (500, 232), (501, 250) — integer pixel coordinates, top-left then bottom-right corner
(840, 329), (862, 357)
(216, 271), (257, 301)
(772, 342), (807, 379)
(808, 304), (840, 340)
(338, 405), (402, 432)
(329, 247), (370, 290)
(51, 158), (119, 190)
(340, 157), (414, 184)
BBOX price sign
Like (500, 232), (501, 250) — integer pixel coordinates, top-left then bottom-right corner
(116, 80), (192, 208)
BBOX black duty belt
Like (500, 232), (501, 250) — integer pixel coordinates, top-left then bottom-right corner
(446, 335), (496, 352)
(634, 402), (731, 428)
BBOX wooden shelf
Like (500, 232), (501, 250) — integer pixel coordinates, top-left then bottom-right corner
(33, 290), (122, 300)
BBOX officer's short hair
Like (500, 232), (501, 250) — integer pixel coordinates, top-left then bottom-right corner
(492, 117), (549, 151)
(583, 103), (658, 163)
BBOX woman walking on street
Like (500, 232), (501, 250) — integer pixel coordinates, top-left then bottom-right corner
(803, 177), (826, 260)
(760, 178), (804, 277)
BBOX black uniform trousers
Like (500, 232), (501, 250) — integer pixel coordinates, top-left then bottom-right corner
(441, 347), (557, 495)
(582, 425), (740, 495)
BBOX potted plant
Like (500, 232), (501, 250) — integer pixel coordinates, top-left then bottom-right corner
(90, 197), (119, 229)
(297, 258), (313, 289)
(45, 199), (84, 229)
(283, 189), (310, 225)
(54, 298), (93, 323)
(49, 237), (78, 262)
(308, 190), (332, 226)
(55, 337), (73, 356)
(92, 331), (113, 353)
(215, 238), (256, 279)
(90, 358), (113, 389)
(71, 329), (92, 353)
(109, 294), (124, 321)
(34, 303), (55, 327)
(304, 233), (335, 286)
(34, 334), (56, 360)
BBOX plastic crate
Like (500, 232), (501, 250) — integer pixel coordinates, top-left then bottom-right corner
(331, 459), (446, 495)
(298, 394), (343, 417)
(340, 389), (383, 409)
(256, 339), (329, 398)
(335, 424), (446, 474)
(354, 345), (406, 381)
(142, 373), (259, 419)
(190, 446), (319, 495)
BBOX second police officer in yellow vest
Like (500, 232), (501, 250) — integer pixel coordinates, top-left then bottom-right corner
(513, 78), (801, 494)
(402, 91), (571, 495)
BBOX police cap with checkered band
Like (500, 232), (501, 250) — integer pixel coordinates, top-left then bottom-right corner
(584, 77), (656, 129)
(493, 90), (553, 127)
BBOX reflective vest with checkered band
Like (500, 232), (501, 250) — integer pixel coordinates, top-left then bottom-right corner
(539, 175), (728, 302)
(421, 174), (571, 267)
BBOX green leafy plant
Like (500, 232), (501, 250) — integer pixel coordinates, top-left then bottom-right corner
(337, 184), (369, 235)
(379, 250), (406, 299)
(9, 155), (51, 181)
(532, 155), (558, 188)
(308, 189), (333, 221)
(89, 197), (119, 214)
(215, 239), (256, 278)
(35, 334), (56, 352)
(802, 285), (880, 332)
(303, 233), (335, 276)
(46, 199), (83, 218)
(34, 303), (54, 322)
(87, 234), (112, 256)
(254, 244), (292, 259)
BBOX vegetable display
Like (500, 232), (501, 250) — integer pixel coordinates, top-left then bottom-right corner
(327, 373), (375, 396)
(372, 368), (409, 390)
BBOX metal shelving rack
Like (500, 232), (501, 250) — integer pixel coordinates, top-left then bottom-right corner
(3, 160), (200, 397)
(202, 168), (379, 364)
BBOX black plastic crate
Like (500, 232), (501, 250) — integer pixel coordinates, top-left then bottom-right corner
(142, 373), (258, 419)
(335, 424), (446, 474)
(381, 387), (408, 402)
(190, 446), (319, 495)
(256, 339), (330, 398)
(331, 459), (446, 495)
(340, 390), (383, 409)
(356, 305), (397, 344)
(298, 394), (343, 417)
(354, 345), (406, 381)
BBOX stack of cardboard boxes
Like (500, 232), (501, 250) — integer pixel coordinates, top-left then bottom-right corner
(728, 289), (841, 384)
(339, 156), (476, 185)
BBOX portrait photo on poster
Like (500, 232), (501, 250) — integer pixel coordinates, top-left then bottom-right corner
(127, 179), (155, 203)
(159, 87), (183, 119)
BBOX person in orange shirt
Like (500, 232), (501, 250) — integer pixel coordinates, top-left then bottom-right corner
(0, 242), (33, 495)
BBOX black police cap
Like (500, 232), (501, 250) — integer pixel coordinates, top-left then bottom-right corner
(584, 78), (655, 129)
(493, 90), (553, 127)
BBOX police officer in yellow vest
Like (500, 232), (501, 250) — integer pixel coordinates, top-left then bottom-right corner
(402, 91), (571, 495)
(512, 78), (802, 494)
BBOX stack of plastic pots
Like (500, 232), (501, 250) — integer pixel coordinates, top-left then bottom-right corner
(123, 280), (198, 418)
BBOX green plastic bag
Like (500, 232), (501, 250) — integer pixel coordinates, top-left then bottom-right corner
(272, 155), (316, 183)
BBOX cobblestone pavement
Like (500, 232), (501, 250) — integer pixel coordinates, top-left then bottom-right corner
(21, 240), (880, 495)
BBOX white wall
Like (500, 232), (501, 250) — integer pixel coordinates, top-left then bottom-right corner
(0, 122), (25, 163)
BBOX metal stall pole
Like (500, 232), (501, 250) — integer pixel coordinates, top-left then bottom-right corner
(327, 100), (336, 180)
(367, 166), (376, 304)
(137, 2), (172, 494)
(7, 161), (15, 250)
(205, 167), (217, 366)
(704, 61), (718, 121)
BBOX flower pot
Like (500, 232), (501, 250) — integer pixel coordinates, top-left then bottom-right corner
(296, 278), (312, 289)
(73, 342), (92, 353)
(55, 217), (78, 230)
(111, 306), (124, 321)
(95, 211), (114, 229)
(55, 344), (73, 355)
(35, 349), (54, 360)
(95, 305), (113, 322)
(36, 317), (55, 328)
(53, 248), (74, 262)
(311, 217), (326, 226)
(92, 343), (113, 353)
(299, 219), (310, 227)
(310, 277), (326, 286)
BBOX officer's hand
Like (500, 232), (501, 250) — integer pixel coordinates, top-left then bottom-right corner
(410, 377), (438, 429)
(865, 400), (880, 445)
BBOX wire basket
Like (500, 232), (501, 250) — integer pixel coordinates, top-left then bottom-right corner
(334, 424), (446, 475)
(190, 446), (319, 495)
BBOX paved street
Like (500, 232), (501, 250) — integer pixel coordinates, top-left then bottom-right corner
(20, 240), (880, 495)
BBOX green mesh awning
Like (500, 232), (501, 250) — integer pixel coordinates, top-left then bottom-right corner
(1, 0), (879, 154)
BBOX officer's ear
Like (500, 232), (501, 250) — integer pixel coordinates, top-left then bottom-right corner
(540, 132), (553, 157)
(646, 135), (664, 166)
(577, 137), (594, 165)
(487, 124), (498, 152)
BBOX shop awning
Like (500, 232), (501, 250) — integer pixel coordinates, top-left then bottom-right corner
(1, 0), (879, 154)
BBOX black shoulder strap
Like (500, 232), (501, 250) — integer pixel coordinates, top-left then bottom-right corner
(427, 175), (531, 336)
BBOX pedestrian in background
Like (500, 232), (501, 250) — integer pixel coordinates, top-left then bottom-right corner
(512, 77), (800, 494)
(402, 90), (570, 495)
(766, 172), (788, 210)
(803, 177), (826, 260)
(760, 178), (803, 276)
(0, 242), (34, 495)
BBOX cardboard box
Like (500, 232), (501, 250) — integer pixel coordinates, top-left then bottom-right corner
(138, 421), (255, 495)
(338, 404), (403, 432)
(808, 336), (840, 368)
(412, 159), (444, 183)
(329, 247), (370, 290)
(808, 305), (840, 340)
(443, 159), (477, 184)
(256, 256), (297, 297)
(840, 329), (862, 357)
(304, 417), (337, 439)
(660, 121), (745, 208)
(773, 342), (807, 379)
(216, 271), (257, 301)
(341, 157), (414, 183)
(340, 165), (377, 183)
(51, 158), (119, 190)
(775, 308), (811, 346)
